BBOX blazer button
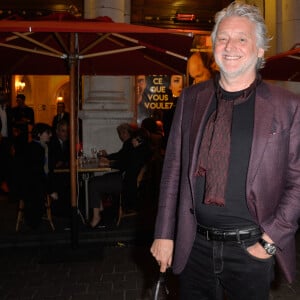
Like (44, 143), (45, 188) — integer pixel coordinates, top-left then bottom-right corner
(189, 208), (194, 215)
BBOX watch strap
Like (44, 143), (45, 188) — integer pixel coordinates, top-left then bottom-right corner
(259, 238), (276, 255)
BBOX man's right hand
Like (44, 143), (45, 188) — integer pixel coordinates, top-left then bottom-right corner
(150, 239), (174, 272)
(99, 157), (110, 167)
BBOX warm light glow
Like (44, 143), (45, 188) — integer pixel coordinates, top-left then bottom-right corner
(15, 81), (26, 92)
(57, 96), (64, 102)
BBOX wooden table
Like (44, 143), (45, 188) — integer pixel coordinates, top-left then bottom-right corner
(54, 160), (119, 221)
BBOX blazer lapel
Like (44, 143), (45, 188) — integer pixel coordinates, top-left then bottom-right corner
(246, 83), (273, 194)
(188, 80), (215, 201)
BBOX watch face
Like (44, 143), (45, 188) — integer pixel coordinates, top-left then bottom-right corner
(266, 245), (276, 255)
(259, 238), (276, 255)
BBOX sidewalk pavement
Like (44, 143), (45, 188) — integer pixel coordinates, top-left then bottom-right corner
(0, 242), (162, 300)
(0, 193), (157, 249)
(0, 195), (300, 299)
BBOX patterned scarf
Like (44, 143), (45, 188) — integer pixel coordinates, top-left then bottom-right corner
(196, 75), (261, 206)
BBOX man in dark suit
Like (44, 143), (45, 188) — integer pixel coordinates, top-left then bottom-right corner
(151, 2), (300, 299)
(0, 88), (13, 193)
(49, 119), (70, 170)
(10, 94), (35, 201)
(48, 119), (70, 217)
(52, 102), (69, 134)
(11, 93), (34, 156)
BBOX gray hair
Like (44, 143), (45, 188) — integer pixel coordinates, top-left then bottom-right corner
(211, 1), (272, 69)
(117, 123), (133, 136)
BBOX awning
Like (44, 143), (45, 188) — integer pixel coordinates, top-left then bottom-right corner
(0, 20), (194, 75)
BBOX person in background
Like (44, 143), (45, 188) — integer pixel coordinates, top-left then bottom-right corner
(155, 120), (164, 138)
(89, 126), (151, 228)
(0, 88), (13, 194)
(10, 94), (35, 203)
(11, 93), (34, 156)
(187, 52), (213, 85)
(141, 117), (163, 160)
(98, 123), (134, 161)
(49, 120), (70, 170)
(151, 2), (300, 300)
(52, 102), (70, 134)
(88, 123), (134, 228)
(48, 119), (70, 217)
(22, 123), (55, 229)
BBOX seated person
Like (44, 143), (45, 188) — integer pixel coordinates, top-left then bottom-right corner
(48, 120), (70, 217)
(21, 123), (56, 229)
(141, 117), (164, 160)
(88, 123), (133, 227)
(88, 127), (151, 228)
(48, 120), (70, 169)
(98, 123), (133, 160)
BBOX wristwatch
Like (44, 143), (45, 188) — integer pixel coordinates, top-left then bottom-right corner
(259, 238), (276, 255)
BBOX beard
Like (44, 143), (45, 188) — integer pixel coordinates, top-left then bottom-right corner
(215, 53), (259, 79)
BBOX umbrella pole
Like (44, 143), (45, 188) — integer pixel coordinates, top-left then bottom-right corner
(69, 32), (79, 248)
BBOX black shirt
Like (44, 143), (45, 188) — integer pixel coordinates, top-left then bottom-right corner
(195, 90), (257, 229)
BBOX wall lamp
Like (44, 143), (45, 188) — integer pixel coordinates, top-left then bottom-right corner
(15, 80), (26, 92)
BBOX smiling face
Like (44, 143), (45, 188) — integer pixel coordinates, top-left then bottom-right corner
(214, 16), (264, 83)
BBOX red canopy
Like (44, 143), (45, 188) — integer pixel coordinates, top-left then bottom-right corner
(0, 20), (194, 75)
(260, 43), (300, 82)
(0, 19), (179, 33)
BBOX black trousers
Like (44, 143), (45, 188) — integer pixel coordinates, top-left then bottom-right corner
(0, 137), (11, 183)
(88, 172), (122, 209)
(179, 232), (274, 300)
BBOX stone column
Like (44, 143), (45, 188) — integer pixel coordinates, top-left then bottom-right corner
(278, 0), (300, 51)
(80, 0), (134, 154)
(265, 0), (299, 53)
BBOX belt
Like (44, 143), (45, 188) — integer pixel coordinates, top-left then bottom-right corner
(197, 224), (261, 241)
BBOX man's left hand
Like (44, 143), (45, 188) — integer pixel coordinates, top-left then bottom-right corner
(247, 242), (272, 259)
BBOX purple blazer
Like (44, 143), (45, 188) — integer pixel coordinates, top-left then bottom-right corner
(154, 79), (300, 283)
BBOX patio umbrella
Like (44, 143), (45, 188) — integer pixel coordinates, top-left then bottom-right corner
(0, 20), (193, 75)
(0, 18), (194, 246)
(260, 43), (300, 82)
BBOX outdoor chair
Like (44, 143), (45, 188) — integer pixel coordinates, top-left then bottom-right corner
(15, 195), (55, 232)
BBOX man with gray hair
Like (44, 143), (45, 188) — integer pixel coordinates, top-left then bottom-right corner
(151, 2), (300, 299)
